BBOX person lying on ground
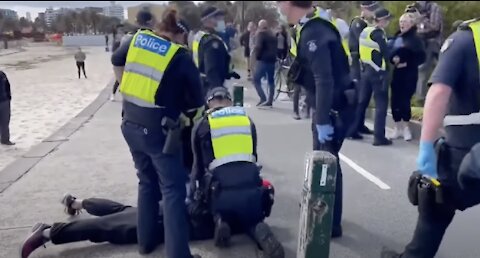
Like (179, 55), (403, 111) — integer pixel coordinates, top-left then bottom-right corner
(20, 179), (277, 258)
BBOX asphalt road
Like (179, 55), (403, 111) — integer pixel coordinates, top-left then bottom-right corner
(243, 85), (480, 258)
(0, 79), (479, 258)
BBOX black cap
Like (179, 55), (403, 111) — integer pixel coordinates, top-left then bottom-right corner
(177, 19), (190, 34)
(374, 8), (392, 20)
(360, 1), (379, 11)
(136, 10), (154, 27)
(206, 87), (232, 103)
(201, 6), (225, 21)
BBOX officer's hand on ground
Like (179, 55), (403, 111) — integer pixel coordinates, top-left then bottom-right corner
(228, 72), (241, 80)
(417, 141), (438, 179)
(316, 124), (334, 144)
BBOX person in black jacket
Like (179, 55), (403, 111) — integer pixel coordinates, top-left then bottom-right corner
(389, 13), (426, 141)
(253, 19), (278, 107)
(0, 70), (14, 145)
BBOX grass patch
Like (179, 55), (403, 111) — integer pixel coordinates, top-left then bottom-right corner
(411, 107), (424, 121)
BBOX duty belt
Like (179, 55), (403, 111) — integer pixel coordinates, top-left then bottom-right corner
(443, 112), (480, 127)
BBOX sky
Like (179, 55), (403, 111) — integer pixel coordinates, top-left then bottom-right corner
(0, 1), (191, 19)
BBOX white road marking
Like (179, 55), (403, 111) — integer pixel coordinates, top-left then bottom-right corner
(339, 153), (391, 190)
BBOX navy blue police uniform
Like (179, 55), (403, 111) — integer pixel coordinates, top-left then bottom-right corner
(112, 26), (204, 257)
(383, 18), (480, 258)
(292, 8), (356, 237)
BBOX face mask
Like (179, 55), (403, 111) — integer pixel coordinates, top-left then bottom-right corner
(215, 20), (226, 33)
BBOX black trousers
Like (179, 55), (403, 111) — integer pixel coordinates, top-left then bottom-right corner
(0, 100), (11, 143)
(112, 81), (120, 95)
(50, 198), (140, 245)
(403, 143), (469, 258)
(391, 69), (417, 122)
(311, 110), (347, 230)
(76, 61), (87, 78)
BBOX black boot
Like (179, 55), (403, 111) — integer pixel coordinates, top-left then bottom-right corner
(359, 125), (373, 135)
(214, 216), (231, 247)
(373, 137), (393, 146)
(20, 223), (51, 258)
(252, 222), (284, 258)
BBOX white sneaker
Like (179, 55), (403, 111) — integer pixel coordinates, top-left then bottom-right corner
(392, 122), (403, 139)
(403, 124), (413, 141)
(109, 95), (115, 101)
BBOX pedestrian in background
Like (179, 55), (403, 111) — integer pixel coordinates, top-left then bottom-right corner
(0, 70), (14, 146)
(240, 26), (252, 78)
(415, 1), (443, 101)
(249, 22), (258, 80)
(253, 19), (277, 107)
(276, 25), (288, 60)
(74, 47), (87, 79)
(389, 12), (426, 141)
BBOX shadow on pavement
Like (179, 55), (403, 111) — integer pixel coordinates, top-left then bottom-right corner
(333, 220), (405, 258)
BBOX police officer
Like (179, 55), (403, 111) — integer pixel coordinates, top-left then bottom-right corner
(192, 7), (239, 92)
(381, 18), (480, 258)
(279, 1), (356, 238)
(190, 87), (284, 258)
(111, 8), (203, 258)
(346, 1), (379, 138)
(353, 8), (393, 146)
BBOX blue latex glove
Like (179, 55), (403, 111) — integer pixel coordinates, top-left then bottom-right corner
(416, 141), (438, 179)
(316, 124), (334, 144)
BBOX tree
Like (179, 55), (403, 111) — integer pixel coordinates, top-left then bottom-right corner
(19, 17), (31, 28)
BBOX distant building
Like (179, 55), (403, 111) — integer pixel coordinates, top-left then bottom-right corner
(44, 7), (58, 27)
(85, 7), (104, 15)
(26, 12), (32, 22)
(38, 12), (45, 22)
(103, 1), (125, 21)
(0, 8), (18, 20)
(127, 3), (166, 24)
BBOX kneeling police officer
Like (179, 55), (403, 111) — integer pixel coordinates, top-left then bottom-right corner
(190, 87), (284, 258)
(382, 17), (480, 258)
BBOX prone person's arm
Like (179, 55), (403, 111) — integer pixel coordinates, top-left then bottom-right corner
(190, 120), (206, 187)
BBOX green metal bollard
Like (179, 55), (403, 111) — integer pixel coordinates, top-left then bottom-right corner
(297, 151), (338, 258)
(232, 84), (244, 107)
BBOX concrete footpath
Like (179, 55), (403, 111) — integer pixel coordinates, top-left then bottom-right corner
(1, 74), (480, 258)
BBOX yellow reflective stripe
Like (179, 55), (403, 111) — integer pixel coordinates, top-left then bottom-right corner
(120, 30), (181, 105)
(125, 62), (164, 82)
(121, 94), (163, 108)
(207, 108), (253, 162)
(359, 26), (385, 70)
(211, 126), (252, 138)
(192, 31), (207, 67)
(469, 21), (480, 72)
(290, 36), (297, 57)
(209, 154), (256, 171)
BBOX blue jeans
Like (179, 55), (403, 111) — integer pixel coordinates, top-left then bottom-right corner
(353, 67), (388, 140)
(121, 120), (192, 258)
(253, 61), (275, 104)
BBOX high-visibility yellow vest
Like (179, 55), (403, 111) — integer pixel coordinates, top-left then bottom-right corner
(359, 26), (386, 71)
(192, 31), (230, 68)
(331, 19), (351, 63)
(120, 30), (181, 108)
(207, 106), (256, 171)
(289, 7), (348, 59)
(443, 19), (480, 127)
